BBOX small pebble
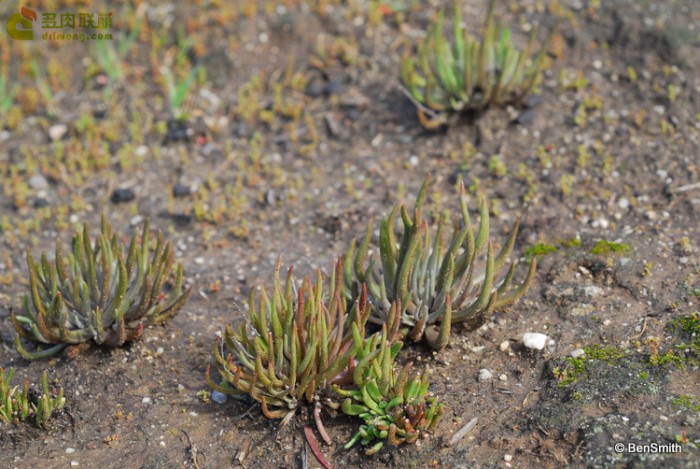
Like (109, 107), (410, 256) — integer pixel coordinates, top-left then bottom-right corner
(141, 397), (152, 404)
(522, 332), (547, 350)
(29, 174), (49, 190)
(478, 369), (493, 382)
(211, 390), (228, 404)
(618, 197), (629, 209)
(33, 198), (50, 208)
(49, 124), (67, 141)
(504, 454), (513, 462)
(499, 340), (511, 352)
(135, 145), (148, 157)
(111, 188), (135, 204)
(65, 448), (76, 454)
(172, 183), (191, 198)
(499, 374), (507, 381)
(71, 462), (79, 467)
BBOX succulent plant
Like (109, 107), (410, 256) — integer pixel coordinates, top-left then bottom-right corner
(344, 177), (536, 349)
(12, 216), (191, 360)
(207, 258), (372, 425)
(400, 0), (553, 127)
(335, 317), (444, 455)
(1, 368), (65, 426)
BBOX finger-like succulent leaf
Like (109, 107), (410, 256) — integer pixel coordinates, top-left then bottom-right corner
(345, 178), (535, 349)
(209, 258), (375, 425)
(400, 0), (553, 126)
(12, 217), (191, 359)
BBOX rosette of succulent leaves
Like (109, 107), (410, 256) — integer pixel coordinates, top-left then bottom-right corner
(12, 216), (191, 360)
(0, 368), (66, 427)
(334, 309), (444, 455)
(207, 258), (374, 427)
(344, 177), (536, 350)
(400, 0), (553, 127)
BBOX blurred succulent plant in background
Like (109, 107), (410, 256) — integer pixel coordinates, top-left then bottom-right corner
(1, 368), (65, 427)
(12, 216), (191, 360)
(335, 318), (444, 455)
(207, 258), (372, 426)
(401, 0), (553, 127)
(344, 177), (536, 350)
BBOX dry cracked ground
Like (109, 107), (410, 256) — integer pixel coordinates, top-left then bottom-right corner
(0, 0), (699, 468)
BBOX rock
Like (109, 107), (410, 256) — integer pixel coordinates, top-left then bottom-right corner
(583, 286), (604, 298)
(164, 119), (191, 143)
(33, 198), (50, 208)
(571, 348), (586, 358)
(522, 332), (547, 350)
(305, 79), (324, 97)
(172, 183), (191, 198)
(324, 113), (346, 139)
(141, 397), (152, 404)
(49, 124), (67, 141)
(478, 369), (493, 382)
(111, 188), (135, 204)
(29, 174), (48, 190)
(322, 79), (342, 96)
(514, 108), (538, 125)
(499, 340), (511, 352)
(265, 189), (276, 207)
(211, 391), (228, 404)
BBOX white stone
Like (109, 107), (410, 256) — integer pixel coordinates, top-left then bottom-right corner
(29, 174), (49, 190)
(499, 340), (511, 352)
(141, 397), (152, 404)
(478, 369), (493, 382)
(522, 332), (547, 350)
(65, 448), (76, 454)
(49, 124), (67, 141)
(504, 454), (513, 462)
(583, 286), (603, 297)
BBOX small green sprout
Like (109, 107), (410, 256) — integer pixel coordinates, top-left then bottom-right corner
(161, 64), (200, 120)
(400, 0), (554, 127)
(335, 319), (444, 455)
(344, 176), (535, 349)
(12, 216), (191, 360)
(1, 369), (65, 427)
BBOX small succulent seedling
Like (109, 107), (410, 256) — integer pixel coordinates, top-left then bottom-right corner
(12, 216), (191, 359)
(401, 0), (553, 127)
(335, 317), (444, 455)
(0, 368), (65, 426)
(207, 258), (371, 425)
(344, 176), (536, 349)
